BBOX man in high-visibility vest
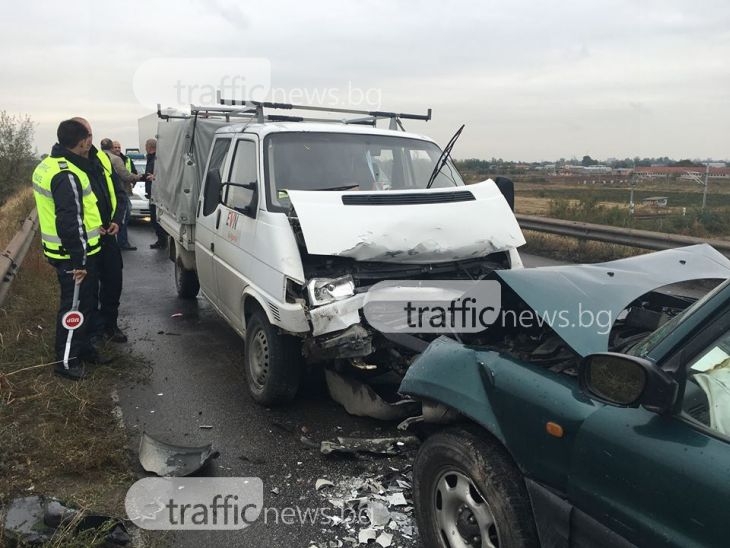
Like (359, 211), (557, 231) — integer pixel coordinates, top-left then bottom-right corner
(32, 119), (111, 379)
(72, 117), (128, 344)
(104, 139), (140, 250)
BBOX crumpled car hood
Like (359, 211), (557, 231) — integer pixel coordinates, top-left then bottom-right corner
(494, 244), (730, 357)
(287, 180), (525, 264)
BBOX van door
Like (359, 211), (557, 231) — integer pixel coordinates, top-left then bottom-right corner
(195, 136), (232, 307)
(213, 137), (259, 327)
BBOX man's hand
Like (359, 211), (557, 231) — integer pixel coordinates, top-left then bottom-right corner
(71, 269), (87, 283)
(106, 222), (120, 236)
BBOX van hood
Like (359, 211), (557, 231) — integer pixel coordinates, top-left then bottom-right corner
(287, 180), (525, 264)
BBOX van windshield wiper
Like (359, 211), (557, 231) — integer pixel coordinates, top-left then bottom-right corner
(310, 184), (361, 191)
(426, 124), (465, 189)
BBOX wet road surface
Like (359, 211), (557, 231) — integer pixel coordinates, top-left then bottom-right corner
(117, 225), (423, 547)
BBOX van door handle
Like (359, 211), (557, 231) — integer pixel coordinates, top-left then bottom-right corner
(210, 242), (215, 253)
(215, 209), (221, 229)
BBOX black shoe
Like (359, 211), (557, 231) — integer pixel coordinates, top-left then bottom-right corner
(150, 240), (166, 249)
(54, 362), (87, 380)
(120, 245), (137, 251)
(105, 326), (128, 343)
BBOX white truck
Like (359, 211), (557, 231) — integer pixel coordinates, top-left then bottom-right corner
(153, 98), (525, 405)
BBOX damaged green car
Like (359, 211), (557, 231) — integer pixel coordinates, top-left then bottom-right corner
(400, 245), (730, 548)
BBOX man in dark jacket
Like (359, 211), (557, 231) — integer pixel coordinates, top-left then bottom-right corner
(144, 138), (167, 249)
(72, 118), (129, 343)
(31, 120), (111, 379)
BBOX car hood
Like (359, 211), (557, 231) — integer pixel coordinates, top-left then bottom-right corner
(287, 180), (525, 264)
(494, 244), (730, 357)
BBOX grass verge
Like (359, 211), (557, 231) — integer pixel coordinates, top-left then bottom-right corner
(0, 193), (160, 545)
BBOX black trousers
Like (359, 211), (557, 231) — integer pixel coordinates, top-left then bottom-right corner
(53, 257), (99, 364)
(95, 235), (123, 334)
(149, 203), (166, 242)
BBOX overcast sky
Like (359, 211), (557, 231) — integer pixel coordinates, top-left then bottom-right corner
(1, 0), (728, 161)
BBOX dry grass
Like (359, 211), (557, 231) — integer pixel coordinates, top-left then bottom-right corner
(0, 186), (34, 250)
(0, 191), (160, 545)
(522, 230), (643, 263)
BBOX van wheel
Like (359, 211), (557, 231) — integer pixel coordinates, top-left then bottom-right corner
(244, 310), (301, 405)
(414, 427), (538, 548)
(175, 259), (199, 299)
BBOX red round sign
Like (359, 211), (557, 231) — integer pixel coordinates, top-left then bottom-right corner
(61, 310), (84, 330)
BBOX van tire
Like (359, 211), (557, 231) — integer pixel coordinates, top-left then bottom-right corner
(244, 310), (301, 405)
(175, 258), (199, 299)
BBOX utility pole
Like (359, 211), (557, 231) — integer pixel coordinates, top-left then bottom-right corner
(702, 163), (709, 211)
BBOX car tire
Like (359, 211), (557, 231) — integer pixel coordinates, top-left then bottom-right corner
(175, 258), (199, 299)
(414, 427), (538, 548)
(244, 309), (301, 405)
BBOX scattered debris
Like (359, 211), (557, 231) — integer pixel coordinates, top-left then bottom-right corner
(376, 531), (393, 547)
(320, 435), (420, 456)
(3, 496), (130, 546)
(325, 370), (419, 421)
(316, 479), (335, 491)
(271, 487), (280, 495)
(312, 464), (418, 546)
(238, 453), (266, 465)
(138, 432), (219, 476)
(199, 425), (213, 429)
(358, 528), (378, 544)
(170, 312), (184, 318)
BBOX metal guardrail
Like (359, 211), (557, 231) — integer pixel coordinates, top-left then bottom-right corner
(516, 214), (730, 257)
(0, 209), (39, 306)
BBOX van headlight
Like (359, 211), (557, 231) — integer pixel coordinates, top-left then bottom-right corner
(307, 275), (355, 306)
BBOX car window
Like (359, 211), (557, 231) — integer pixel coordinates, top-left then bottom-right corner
(681, 327), (730, 437)
(202, 138), (232, 216)
(225, 140), (257, 210)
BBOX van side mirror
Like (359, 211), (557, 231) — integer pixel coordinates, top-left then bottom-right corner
(578, 352), (678, 414)
(219, 181), (258, 219)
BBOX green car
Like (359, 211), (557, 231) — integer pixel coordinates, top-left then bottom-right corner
(399, 245), (730, 548)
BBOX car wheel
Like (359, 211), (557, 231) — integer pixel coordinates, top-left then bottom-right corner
(175, 259), (199, 299)
(414, 427), (538, 548)
(244, 309), (301, 405)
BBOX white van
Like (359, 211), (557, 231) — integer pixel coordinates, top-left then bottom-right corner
(153, 100), (525, 405)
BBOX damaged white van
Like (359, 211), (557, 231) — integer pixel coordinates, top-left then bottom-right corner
(153, 98), (525, 404)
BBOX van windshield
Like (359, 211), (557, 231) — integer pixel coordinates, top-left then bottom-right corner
(263, 132), (464, 209)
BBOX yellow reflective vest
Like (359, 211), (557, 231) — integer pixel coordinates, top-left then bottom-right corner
(32, 156), (103, 262)
(96, 149), (118, 216)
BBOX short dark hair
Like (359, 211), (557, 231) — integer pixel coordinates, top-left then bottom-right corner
(57, 120), (89, 149)
(100, 138), (113, 150)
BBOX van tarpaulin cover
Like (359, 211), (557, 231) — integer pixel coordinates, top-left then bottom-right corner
(154, 117), (230, 223)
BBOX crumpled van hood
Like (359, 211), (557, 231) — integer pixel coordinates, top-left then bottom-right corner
(287, 180), (525, 264)
(494, 244), (730, 357)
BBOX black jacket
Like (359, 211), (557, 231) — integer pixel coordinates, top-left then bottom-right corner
(47, 144), (126, 269)
(144, 152), (156, 198)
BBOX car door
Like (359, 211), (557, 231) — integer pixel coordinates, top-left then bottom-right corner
(195, 136), (232, 307)
(568, 311), (730, 548)
(212, 137), (259, 327)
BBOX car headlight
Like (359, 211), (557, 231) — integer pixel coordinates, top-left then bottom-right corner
(307, 275), (355, 306)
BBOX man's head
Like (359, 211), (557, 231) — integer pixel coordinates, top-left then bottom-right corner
(112, 141), (122, 156)
(145, 138), (157, 154)
(100, 138), (113, 151)
(57, 119), (92, 157)
(70, 117), (93, 157)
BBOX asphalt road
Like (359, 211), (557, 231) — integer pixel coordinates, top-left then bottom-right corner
(117, 225), (425, 548)
(115, 224), (562, 547)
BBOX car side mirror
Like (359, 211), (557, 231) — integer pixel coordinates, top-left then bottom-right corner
(219, 181), (258, 219)
(579, 352), (678, 414)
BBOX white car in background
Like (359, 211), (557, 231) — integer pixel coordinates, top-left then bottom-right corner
(129, 159), (150, 220)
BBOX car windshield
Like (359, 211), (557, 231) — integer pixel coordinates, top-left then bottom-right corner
(264, 132), (464, 209)
(630, 280), (729, 358)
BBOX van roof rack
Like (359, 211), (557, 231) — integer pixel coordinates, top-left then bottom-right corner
(156, 90), (432, 131)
